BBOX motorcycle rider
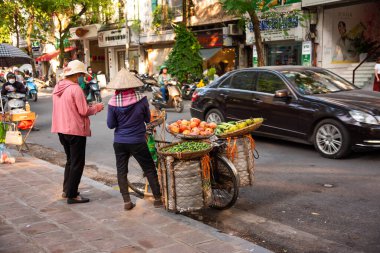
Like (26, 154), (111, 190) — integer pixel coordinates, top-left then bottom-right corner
(158, 65), (171, 103)
(1, 72), (27, 96)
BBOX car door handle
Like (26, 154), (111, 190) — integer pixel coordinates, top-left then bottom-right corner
(220, 93), (228, 99)
(252, 97), (262, 101)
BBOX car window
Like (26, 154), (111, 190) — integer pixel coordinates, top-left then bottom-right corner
(256, 72), (287, 94)
(218, 76), (232, 88)
(230, 71), (256, 91)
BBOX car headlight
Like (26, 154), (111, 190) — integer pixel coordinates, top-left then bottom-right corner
(349, 110), (379, 125)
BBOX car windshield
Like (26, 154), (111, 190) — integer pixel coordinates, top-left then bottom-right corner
(281, 69), (357, 95)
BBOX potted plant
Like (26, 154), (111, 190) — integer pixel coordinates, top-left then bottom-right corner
(352, 36), (376, 61)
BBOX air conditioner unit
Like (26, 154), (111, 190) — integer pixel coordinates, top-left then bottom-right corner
(222, 27), (230, 35)
(229, 24), (243, 35)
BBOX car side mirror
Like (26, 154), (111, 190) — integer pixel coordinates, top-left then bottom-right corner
(274, 89), (290, 98)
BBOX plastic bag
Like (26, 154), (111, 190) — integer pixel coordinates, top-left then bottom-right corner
(147, 134), (157, 163)
(0, 123), (8, 143)
(0, 144), (16, 164)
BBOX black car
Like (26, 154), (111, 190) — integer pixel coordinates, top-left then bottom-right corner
(190, 66), (380, 159)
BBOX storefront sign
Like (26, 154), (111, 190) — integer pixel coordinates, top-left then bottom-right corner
(302, 41), (312, 66)
(253, 46), (258, 67)
(302, 0), (340, 7)
(258, 0), (301, 10)
(245, 6), (303, 44)
(196, 31), (223, 48)
(98, 28), (127, 47)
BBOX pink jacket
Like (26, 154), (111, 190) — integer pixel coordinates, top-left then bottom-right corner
(51, 79), (98, 137)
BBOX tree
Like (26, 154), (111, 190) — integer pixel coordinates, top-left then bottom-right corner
(39, 0), (114, 67)
(0, 1), (26, 46)
(219, 0), (303, 67)
(165, 23), (203, 83)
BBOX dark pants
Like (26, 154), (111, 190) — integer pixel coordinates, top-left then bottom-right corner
(113, 142), (161, 200)
(58, 133), (86, 198)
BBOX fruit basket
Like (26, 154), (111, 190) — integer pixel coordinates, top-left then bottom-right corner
(166, 118), (217, 140)
(157, 140), (213, 160)
(216, 118), (263, 138)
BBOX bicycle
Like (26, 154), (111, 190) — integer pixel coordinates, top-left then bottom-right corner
(127, 114), (239, 210)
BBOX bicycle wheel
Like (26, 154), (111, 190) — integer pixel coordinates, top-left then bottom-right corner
(209, 155), (239, 210)
(127, 157), (154, 197)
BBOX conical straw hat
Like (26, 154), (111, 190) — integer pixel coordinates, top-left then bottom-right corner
(107, 68), (144, 90)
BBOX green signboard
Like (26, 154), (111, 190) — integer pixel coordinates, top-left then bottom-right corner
(302, 41), (312, 66)
(253, 46), (258, 67)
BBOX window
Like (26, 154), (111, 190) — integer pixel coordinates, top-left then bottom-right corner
(256, 72), (287, 94)
(230, 71), (256, 91)
(218, 76), (232, 88)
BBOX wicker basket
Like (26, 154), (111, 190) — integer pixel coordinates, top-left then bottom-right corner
(217, 119), (263, 139)
(166, 122), (214, 140)
(157, 140), (213, 160)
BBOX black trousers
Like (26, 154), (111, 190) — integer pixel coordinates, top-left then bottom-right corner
(58, 133), (86, 198)
(113, 142), (161, 199)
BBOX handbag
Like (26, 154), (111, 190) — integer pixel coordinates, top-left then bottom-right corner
(5, 123), (23, 146)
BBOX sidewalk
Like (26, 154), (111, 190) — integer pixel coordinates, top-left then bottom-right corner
(0, 155), (273, 253)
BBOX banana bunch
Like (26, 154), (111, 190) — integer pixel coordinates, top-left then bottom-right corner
(215, 118), (263, 135)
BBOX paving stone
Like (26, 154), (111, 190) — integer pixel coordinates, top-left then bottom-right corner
(75, 228), (116, 242)
(49, 210), (85, 224)
(195, 241), (240, 253)
(136, 234), (177, 249)
(149, 243), (200, 253)
(116, 223), (157, 239)
(10, 214), (45, 226)
(158, 222), (193, 235)
(20, 221), (60, 236)
(173, 230), (217, 245)
(62, 220), (99, 232)
(31, 230), (74, 247)
(47, 239), (94, 253)
(90, 236), (132, 251)
(0, 232), (28, 249)
(0, 243), (43, 253)
(111, 245), (146, 253)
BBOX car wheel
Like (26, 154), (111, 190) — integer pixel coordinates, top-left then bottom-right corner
(313, 119), (351, 159)
(206, 109), (225, 124)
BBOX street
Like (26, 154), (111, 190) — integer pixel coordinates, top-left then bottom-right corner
(27, 92), (380, 253)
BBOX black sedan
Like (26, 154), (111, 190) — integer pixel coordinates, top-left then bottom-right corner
(190, 66), (380, 159)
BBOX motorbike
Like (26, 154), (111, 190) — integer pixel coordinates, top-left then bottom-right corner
(137, 73), (158, 93)
(85, 78), (102, 104)
(151, 80), (184, 113)
(26, 77), (38, 102)
(181, 82), (197, 100)
(1, 92), (26, 112)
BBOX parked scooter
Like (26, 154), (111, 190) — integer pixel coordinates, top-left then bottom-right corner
(181, 82), (197, 100)
(85, 78), (102, 104)
(151, 80), (184, 112)
(136, 73), (158, 93)
(26, 77), (38, 102)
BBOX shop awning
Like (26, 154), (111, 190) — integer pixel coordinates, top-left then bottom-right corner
(35, 47), (76, 62)
(199, 48), (221, 61)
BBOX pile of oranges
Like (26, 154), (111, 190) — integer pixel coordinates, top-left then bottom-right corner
(168, 118), (217, 136)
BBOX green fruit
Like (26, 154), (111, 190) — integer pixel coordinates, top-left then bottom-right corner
(229, 126), (238, 132)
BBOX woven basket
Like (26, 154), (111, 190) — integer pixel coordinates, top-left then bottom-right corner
(157, 140), (213, 160)
(217, 119), (263, 138)
(166, 122), (214, 140)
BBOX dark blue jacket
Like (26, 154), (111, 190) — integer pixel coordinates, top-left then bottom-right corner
(107, 97), (150, 144)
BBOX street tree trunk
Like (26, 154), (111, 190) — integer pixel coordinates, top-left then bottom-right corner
(248, 10), (265, 66)
(26, 11), (37, 76)
(14, 12), (20, 48)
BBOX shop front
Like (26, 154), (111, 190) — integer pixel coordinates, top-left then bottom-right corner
(69, 24), (106, 73)
(246, 1), (304, 66)
(195, 29), (238, 76)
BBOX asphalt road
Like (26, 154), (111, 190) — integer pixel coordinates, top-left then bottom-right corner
(27, 91), (380, 253)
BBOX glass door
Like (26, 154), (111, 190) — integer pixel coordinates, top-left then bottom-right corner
(267, 42), (302, 66)
(117, 50), (126, 71)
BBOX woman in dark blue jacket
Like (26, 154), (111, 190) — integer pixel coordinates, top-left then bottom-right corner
(107, 68), (162, 210)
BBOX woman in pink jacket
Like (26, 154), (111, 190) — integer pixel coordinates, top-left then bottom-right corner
(51, 60), (104, 204)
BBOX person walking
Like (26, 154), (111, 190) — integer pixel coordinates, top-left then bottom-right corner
(107, 68), (162, 210)
(373, 57), (380, 92)
(51, 60), (104, 204)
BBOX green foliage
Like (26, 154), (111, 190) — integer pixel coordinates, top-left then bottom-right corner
(152, 4), (174, 31)
(165, 24), (203, 83)
(130, 20), (141, 33)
